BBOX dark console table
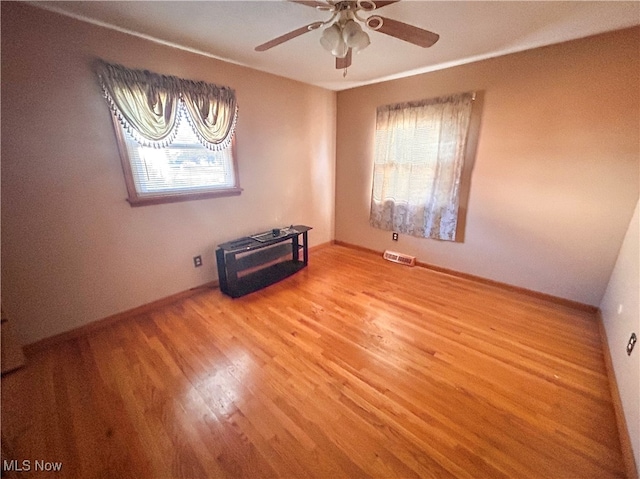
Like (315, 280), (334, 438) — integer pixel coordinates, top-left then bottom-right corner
(216, 225), (311, 298)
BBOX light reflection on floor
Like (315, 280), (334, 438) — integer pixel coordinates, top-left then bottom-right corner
(181, 347), (255, 419)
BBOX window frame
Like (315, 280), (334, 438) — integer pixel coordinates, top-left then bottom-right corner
(110, 114), (242, 207)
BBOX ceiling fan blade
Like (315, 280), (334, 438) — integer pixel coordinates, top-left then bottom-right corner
(368, 16), (439, 48)
(255, 22), (323, 51)
(371, 1), (400, 9)
(336, 48), (352, 69)
(289, 0), (332, 9)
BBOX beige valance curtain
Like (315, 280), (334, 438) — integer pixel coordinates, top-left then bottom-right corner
(95, 60), (237, 150)
(370, 92), (474, 241)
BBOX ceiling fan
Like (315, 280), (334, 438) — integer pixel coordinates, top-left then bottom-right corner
(255, 0), (439, 73)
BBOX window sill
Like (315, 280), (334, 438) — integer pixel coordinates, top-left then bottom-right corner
(126, 187), (243, 207)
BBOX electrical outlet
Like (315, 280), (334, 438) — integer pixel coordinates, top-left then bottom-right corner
(392, 232), (399, 241)
(627, 333), (637, 356)
(193, 255), (203, 268)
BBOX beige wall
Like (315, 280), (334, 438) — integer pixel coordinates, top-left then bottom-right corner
(1, 3), (336, 344)
(335, 27), (639, 306)
(600, 200), (640, 474)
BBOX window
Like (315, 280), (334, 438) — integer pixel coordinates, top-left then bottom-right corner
(370, 92), (474, 241)
(114, 112), (239, 205)
(96, 60), (241, 206)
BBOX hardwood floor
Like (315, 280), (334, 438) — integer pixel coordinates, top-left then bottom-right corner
(1, 245), (627, 478)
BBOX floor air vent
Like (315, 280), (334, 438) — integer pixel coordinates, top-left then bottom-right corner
(383, 250), (416, 267)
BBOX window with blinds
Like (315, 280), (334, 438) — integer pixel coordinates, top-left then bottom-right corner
(370, 92), (475, 241)
(121, 114), (236, 196)
(113, 113), (241, 206)
(96, 60), (241, 206)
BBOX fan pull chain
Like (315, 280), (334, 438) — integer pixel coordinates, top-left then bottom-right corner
(343, 67), (348, 78)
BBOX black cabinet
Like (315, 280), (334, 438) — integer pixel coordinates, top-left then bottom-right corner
(215, 225), (311, 298)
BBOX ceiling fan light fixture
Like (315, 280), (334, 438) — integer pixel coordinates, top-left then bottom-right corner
(341, 19), (361, 41)
(320, 23), (349, 58)
(342, 19), (370, 52)
(332, 37), (349, 58)
(320, 24), (341, 52)
(256, 0), (441, 74)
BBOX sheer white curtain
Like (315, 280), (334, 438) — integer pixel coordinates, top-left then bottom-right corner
(370, 92), (474, 241)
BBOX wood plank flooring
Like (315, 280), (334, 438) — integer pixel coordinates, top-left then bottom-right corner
(1, 245), (627, 478)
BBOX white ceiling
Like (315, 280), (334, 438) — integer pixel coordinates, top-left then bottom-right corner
(31, 1), (640, 91)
